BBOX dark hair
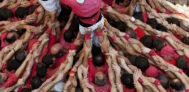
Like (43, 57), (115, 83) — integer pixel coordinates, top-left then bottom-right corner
(92, 54), (105, 67)
(181, 37), (189, 45)
(6, 32), (17, 43)
(0, 7), (13, 21)
(114, 21), (127, 32)
(146, 18), (158, 29)
(28, 6), (37, 15)
(15, 49), (26, 63)
(153, 37), (164, 51)
(17, 29), (26, 36)
(135, 56), (149, 72)
(64, 30), (75, 43)
(21, 88), (31, 92)
(170, 79), (184, 91)
(106, 17), (117, 27)
(140, 35), (153, 48)
(7, 59), (21, 71)
(15, 7), (28, 19)
(92, 45), (102, 56)
(156, 24), (167, 32)
(176, 56), (188, 70)
(42, 54), (53, 67)
(121, 73), (134, 88)
(126, 28), (137, 39)
(127, 55), (137, 65)
(133, 12), (144, 22)
(36, 63), (47, 78)
(115, 0), (124, 4)
(30, 76), (42, 89)
(158, 74), (169, 89)
(166, 17), (180, 27)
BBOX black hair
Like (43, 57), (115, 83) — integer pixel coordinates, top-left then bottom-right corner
(170, 79), (184, 91)
(181, 37), (189, 45)
(146, 18), (158, 29)
(140, 35), (153, 48)
(176, 56), (188, 70)
(92, 54), (105, 67)
(6, 32), (17, 43)
(127, 55), (137, 65)
(156, 24), (168, 32)
(21, 88), (31, 92)
(42, 54), (53, 67)
(0, 7), (13, 21)
(64, 30), (75, 43)
(15, 49), (26, 63)
(92, 45), (102, 56)
(126, 28), (137, 39)
(17, 29), (26, 36)
(158, 74), (169, 89)
(153, 37), (164, 51)
(106, 16), (117, 27)
(7, 59), (21, 71)
(121, 73), (134, 88)
(30, 76), (42, 89)
(36, 63), (47, 78)
(133, 12), (144, 22)
(0, 0), (3, 2)
(28, 6), (37, 15)
(15, 7), (28, 19)
(115, 0), (124, 4)
(135, 56), (149, 72)
(114, 21), (127, 32)
(166, 17), (180, 27)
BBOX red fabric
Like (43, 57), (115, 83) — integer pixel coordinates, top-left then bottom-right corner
(53, 54), (67, 68)
(92, 82), (110, 92)
(160, 45), (179, 60)
(154, 80), (160, 87)
(111, 35), (116, 42)
(4, 73), (18, 88)
(48, 34), (56, 50)
(95, 29), (103, 37)
(123, 86), (136, 92)
(149, 50), (157, 56)
(164, 58), (176, 66)
(11, 7), (17, 14)
(124, 33), (130, 40)
(138, 78), (143, 84)
(102, 0), (113, 6)
(70, 43), (77, 50)
(144, 65), (161, 78)
(142, 12), (148, 23)
(27, 39), (38, 51)
(165, 9), (171, 14)
(30, 0), (34, 6)
(61, 0), (101, 25)
(135, 27), (145, 39)
(1, 32), (9, 49)
(60, 28), (73, 51)
(173, 32), (181, 40)
(25, 62), (37, 88)
(34, 8), (39, 15)
(186, 89), (189, 92)
(1, 64), (6, 71)
(155, 7), (160, 13)
(46, 28), (51, 35)
(85, 33), (91, 40)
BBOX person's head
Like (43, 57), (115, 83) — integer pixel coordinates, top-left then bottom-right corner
(36, 63), (47, 78)
(15, 49), (26, 63)
(17, 29), (26, 36)
(21, 88), (31, 92)
(0, 7), (13, 21)
(170, 79), (184, 92)
(50, 43), (65, 58)
(181, 37), (189, 45)
(0, 73), (7, 84)
(30, 76), (42, 89)
(15, 7), (28, 19)
(127, 55), (137, 65)
(121, 73), (134, 88)
(115, 0), (130, 7)
(64, 30), (75, 43)
(92, 54), (105, 67)
(135, 56), (149, 72)
(166, 17), (180, 27)
(28, 6), (37, 15)
(153, 37), (164, 51)
(6, 31), (19, 43)
(160, 45), (178, 60)
(146, 18), (158, 29)
(133, 12), (144, 22)
(114, 21), (127, 32)
(144, 65), (160, 78)
(176, 56), (188, 70)
(7, 59), (21, 71)
(42, 54), (53, 67)
(158, 74), (169, 89)
(126, 28), (137, 39)
(92, 45), (102, 56)
(156, 24), (168, 32)
(140, 35), (153, 48)
(94, 72), (107, 86)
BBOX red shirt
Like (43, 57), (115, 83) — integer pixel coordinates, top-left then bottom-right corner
(27, 39), (39, 51)
(61, 0), (102, 25)
(1, 32), (9, 49)
(123, 85), (136, 92)
(135, 27), (145, 39)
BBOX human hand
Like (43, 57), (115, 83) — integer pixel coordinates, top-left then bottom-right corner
(25, 15), (37, 24)
(112, 62), (121, 75)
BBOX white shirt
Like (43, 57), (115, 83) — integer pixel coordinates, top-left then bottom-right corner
(38, 0), (61, 14)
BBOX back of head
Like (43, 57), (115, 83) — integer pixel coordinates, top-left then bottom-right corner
(181, 37), (189, 45)
(140, 35), (153, 48)
(36, 63), (47, 78)
(127, 55), (137, 65)
(176, 56), (188, 70)
(21, 88), (31, 92)
(15, 7), (28, 19)
(121, 73), (134, 88)
(115, 0), (124, 4)
(42, 54), (53, 67)
(64, 20), (78, 43)
(94, 72), (107, 86)
(133, 12), (144, 22)
(166, 17), (180, 27)
(158, 74), (169, 89)
(17, 29), (26, 36)
(170, 79), (184, 91)
(7, 59), (21, 71)
(135, 56), (149, 72)
(50, 43), (64, 58)
(28, 6), (37, 15)
(30, 76), (42, 89)
(146, 18), (158, 29)
(114, 21), (127, 32)
(126, 28), (137, 39)
(0, 7), (13, 21)
(156, 24), (168, 32)
(153, 37), (164, 51)
(92, 54), (105, 67)
(92, 45), (102, 56)
(6, 32), (18, 43)
(15, 49), (26, 63)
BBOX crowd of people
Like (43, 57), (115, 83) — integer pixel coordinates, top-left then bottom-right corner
(0, 0), (189, 92)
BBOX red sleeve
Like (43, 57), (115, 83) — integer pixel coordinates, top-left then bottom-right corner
(48, 34), (56, 50)
(88, 58), (95, 82)
(173, 32), (181, 40)
(142, 12), (148, 23)
(39, 45), (48, 62)
(46, 28), (51, 35)
(186, 89), (189, 92)
(4, 74), (18, 88)
(27, 39), (38, 51)
(53, 55), (67, 68)
(135, 27), (145, 39)
(165, 9), (171, 14)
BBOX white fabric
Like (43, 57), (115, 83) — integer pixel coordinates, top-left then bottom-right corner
(135, 3), (141, 13)
(77, 0), (85, 4)
(38, 0), (61, 14)
(52, 81), (64, 92)
(131, 17), (136, 22)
